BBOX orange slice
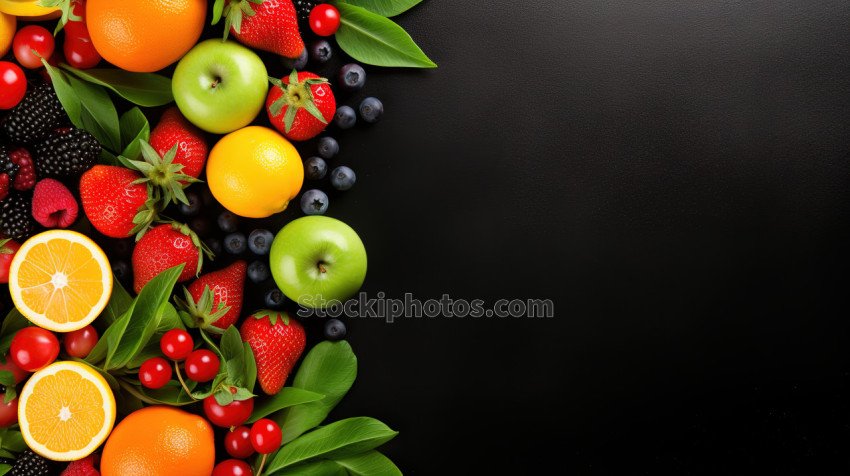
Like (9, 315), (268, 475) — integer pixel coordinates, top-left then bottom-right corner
(18, 361), (116, 461)
(9, 230), (112, 332)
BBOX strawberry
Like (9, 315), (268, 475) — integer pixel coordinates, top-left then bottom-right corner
(176, 260), (247, 332)
(221, 0), (304, 59)
(149, 107), (208, 180)
(9, 148), (36, 191)
(240, 311), (306, 395)
(266, 71), (335, 141)
(132, 223), (208, 293)
(61, 454), (100, 476)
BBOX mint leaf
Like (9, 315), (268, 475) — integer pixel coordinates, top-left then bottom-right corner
(61, 65), (174, 107)
(248, 387), (325, 423)
(65, 75), (121, 151)
(119, 107), (150, 160)
(340, 0), (422, 17)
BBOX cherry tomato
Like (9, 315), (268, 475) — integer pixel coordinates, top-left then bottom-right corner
(203, 395), (254, 428)
(63, 325), (98, 358)
(185, 349), (219, 382)
(212, 459), (253, 476)
(309, 4), (340, 37)
(0, 396), (17, 428)
(139, 357), (172, 389)
(63, 0), (101, 69)
(0, 356), (29, 383)
(0, 240), (21, 282)
(250, 418), (282, 454)
(225, 426), (255, 459)
(160, 328), (194, 361)
(13, 26), (55, 69)
(10, 327), (59, 372)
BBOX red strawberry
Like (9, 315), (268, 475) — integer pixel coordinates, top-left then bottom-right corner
(79, 165), (155, 238)
(132, 223), (207, 293)
(224, 0), (304, 59)
(177, 260), (247, 331)
(32, 179), (78, 228)
(240, 311), (306, 395)
(149, 107), (208, 180)
(61, 455), (100, 476)
(9, 148), (36, 191)
(266, 71), (335, 141)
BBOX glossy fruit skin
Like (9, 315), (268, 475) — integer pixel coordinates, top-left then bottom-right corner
(300, 189), (329, 215)
(224, 233), (247, 255)
(86, 0), (206, 72)
(282, 47), (308, 71)
(264, 288), (285, 309)
(303, 157), (327, 180)
(309, 4), (339, 36)
(337, 63), (366, 92)
(184, 349), (219, 382)
(139, 357), (172, 389)
(324, 318), (346, 340)
(231, 0), (304, 59)
(186, 260), (247, 330)
(334, 106), (356, 130)
(160, 329), (194, 360)
(359, 97), (384, 123)
(149, 107), (208, 179)
(0, 12), (15, 58)
(248, 229), (274, 255)
(10, 327), (59, 372)
(317, 136), (338, 159)
(213, 459), (253, 476)
(0, 395), (17, 427)
(202, 395), (254, 428)
(63, 325), (98, 358)
(266, 72), (336, 142)
(0, 355), (29, 383)
(309, 39), (332, 63)
(240, 312), (306, 395)
(250, 418), (282, 454)
(224, 426), (255, 458)
(0, 62), (25, 110)
(63, 0), (101, 69)
(330, 166), (356, 191)
(0, 239), (21, 283)
(101, 406), (215, 476)
(79, 165), (149, 238)
(13, 26), (55, 69)
(132, 224), (202, 293)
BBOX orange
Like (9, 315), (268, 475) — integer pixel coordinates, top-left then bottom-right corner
(18, 361), (116, 461)
(101, 406), (215, 476)
(207, 126), (304, 218)
(9, 230), (112, 332)
(0, 12), (14, 57)
(86, 0), (206, 72)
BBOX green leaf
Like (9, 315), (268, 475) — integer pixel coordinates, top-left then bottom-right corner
(335, 2), (436, 68)
(41, 60), (83, 126)
(99, 276), (133, 330)
(120, 107), (151, 160)
(270, 460), (346, 476)
(244, 342), (257, 393)
(212, 0), (225, 24)
(65, 75), (121, 151)
(0, 371), (16, 403)
(340, 0), (422, 17)
(119, 379), (197, 406)
(276, 341), (357, 443)
(335, 451), (402, 476)
(61, 66), (174, 106)
(266, 417), (398, 472)
(0, 309), (29, 356)
(248, 387), (325, 423)
(0, 463), (10, 475)
(0, 428), (25, 453)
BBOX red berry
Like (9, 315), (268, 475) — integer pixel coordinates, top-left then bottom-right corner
(202, 395), (254, 428)
(225, 426), (255, 459)
(160, 328), (194, 361)
(250, 418), (282, 454)
(10, 327), (59, 372)
(32, 179), (79, 228)
(62, 0), (101, 69)
(0, 396), (17, 428)
(0, 240), (21, 284)
(63, 325), (98, 358)
(13, 26), (55, 69)
(184, 349), (219, 382)
(212, 459), (253, 476)
(309, 4), (340, 37)
(139, 357), (172, 389)
(0, 62), (26, 109)
(0, 355), (29, 383)
(9, 148), (36, 192)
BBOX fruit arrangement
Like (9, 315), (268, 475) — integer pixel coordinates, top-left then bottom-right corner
(0, 0), (434, 474)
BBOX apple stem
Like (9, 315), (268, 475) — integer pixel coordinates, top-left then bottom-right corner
(318, 262), (327, 273)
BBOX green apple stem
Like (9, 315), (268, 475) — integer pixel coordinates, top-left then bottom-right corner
(318, 261), (327, 273)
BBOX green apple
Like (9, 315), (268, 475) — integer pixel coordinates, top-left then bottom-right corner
(172, 39), (268, 134)
(270, 216), (367, 308)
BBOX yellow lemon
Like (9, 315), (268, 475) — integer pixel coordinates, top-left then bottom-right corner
(207, 126), (304, 218)
(18, 361), (116, 461)
(0, 11), (14, 57)
(0, 0), (59, 18)
(9, 230), (112, 332)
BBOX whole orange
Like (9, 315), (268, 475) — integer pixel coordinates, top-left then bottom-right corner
(100, 406), (215, 476)
(86, 0), (206, 72)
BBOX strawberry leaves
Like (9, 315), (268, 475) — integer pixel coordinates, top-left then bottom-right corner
(217, 0), (264, 39)
(175, 285), (231, 331)
(268, 71), (330, 133)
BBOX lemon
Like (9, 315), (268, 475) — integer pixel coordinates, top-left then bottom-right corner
(207, 126), (304, 218)
(0, 11), (13, 57)
(0, 0), (59, 18)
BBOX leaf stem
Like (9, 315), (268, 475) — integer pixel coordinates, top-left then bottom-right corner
(174, 361), (198, 400)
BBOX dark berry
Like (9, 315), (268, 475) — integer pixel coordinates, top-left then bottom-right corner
(317, 136), (339, 159)
(32, 127), (100, 179)
(217, 211), (238, 232)
(330, 166), (356, 191)
(247, 260), (270, 283)
(179, 192), (201, 217)
(0, 192), (36, 240)
(248, 229), (274, 255)
(283, 48), (308, 71)
(190, 216), (212, 238)
(204, 237), (223, 256)
(338, 64), (366, 92)
(300, 189), (329, 215)
(2, 82), (68, 145)
(0, 146), (19, 201)
(309, 40), (333, 64)
(324, 319), (346, 340)
(334, 106), (356, 130)
(264, 288), (285, 308)
(111, 260), (131, 283)
(8, 148), (35, 192)
(224, 232), (247, 254)
(359, 97), (384, 124)
(294, 0), (327, 24)
(304, 156), (327, 180)
(9, 450), (51, 476)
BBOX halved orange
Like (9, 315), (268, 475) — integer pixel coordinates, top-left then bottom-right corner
(9, 230), (112, 332)
(18, 361), (116, 461)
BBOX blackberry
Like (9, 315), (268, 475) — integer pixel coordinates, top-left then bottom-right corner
(0, 146), (20, 201)
(0, 192), (36, 240)
(9, 450), (51, 476)
(32, 128), (100, 179)
(294, 0), (327, 24)
(2, 82), (68, 145)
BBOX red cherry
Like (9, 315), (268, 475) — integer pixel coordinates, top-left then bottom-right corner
(0, 396), (17, 428)
(0, 356), (29, 383)
(13, 25), (56, 69)
(203, 395), (254, 428)
(63, 325), (98, 358)
(225, 426), (255, 459)
(0, 63), (26, 110)
(212, 459), (253, 476)
(250, 418), (282, 454)
(62, 0), (101, 69)
(184, 349), (219, 382)
(309, 4), (340, 37)
(139, 357), (172, 389)
(10, 327), (59, 372)
(160, 329), (194, 361)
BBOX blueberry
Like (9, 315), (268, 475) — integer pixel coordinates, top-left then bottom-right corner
(334, 106), (357, 130)
(359, 97), (384, 124)
(330, 166), (356, 191)
(283, 48), (309, 71)
(224, 232), (247, 254)
(317, 137), (339, 159)
(204, 237), (223, 256)
(324, 319), (347, 340)
(300, 189), (329, 215)
(217, 211), (238, 233)
(247, 260), (271, 283)
(338, 63), (366, 92)
(303, 156), (328, 181)
(309, 40), (333, 64)
(248, 229), (274, 255)
(111, 260), (130, 282)
(190, 216), (212, 238)
(264, 288), (286, 308)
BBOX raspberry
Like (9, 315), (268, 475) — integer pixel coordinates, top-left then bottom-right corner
(32, 178), (78, 228)
(60, 455), (99, 476)
(9, 148), (36, 191)
(0, 145), (19, 201)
